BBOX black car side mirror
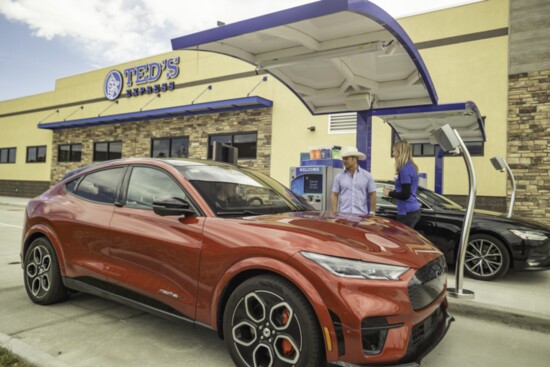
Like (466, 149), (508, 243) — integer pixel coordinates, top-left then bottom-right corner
(153, 196), (195, 217)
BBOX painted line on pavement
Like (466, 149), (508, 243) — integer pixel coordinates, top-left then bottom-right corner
(0, 222), (22, 229)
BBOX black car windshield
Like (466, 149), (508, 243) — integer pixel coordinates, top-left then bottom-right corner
(418, 188), (463, 210)
(176, 165), (313, 216)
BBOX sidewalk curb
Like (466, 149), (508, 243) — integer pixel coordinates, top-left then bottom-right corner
(448, 298), (550, 334)
(0, 332), (72, 367)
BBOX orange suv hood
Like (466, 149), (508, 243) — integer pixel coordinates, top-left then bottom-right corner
(242, 211), (442, 269)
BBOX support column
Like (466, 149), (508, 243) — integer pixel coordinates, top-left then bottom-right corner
(435, 145), (444, 194)
(356, 111), (372, 171)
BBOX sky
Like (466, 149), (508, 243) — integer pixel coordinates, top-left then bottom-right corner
(0, 0), (482, 102)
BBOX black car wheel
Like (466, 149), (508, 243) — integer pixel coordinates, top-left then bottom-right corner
(464, 234), (510, 281)
(223, 275), (324, 367)
(24, 237), (69, 305)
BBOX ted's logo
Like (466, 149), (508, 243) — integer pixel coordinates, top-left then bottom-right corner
(104, 70), (123, 101)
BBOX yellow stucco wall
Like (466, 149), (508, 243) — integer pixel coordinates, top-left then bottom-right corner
(395, 0), (509, 195)
(271, 0), (510, 195)
(0, 49), (321, 185)
(0, 0), (510, 198)
(0, 122), (52, 180)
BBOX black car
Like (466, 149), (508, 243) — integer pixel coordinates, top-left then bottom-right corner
(375, 181), (550, 281)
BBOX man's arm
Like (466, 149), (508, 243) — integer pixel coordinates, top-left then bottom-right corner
(366, 173), (377, 214)
(331, 192), (339, 213)
(369, 191), (377, 215)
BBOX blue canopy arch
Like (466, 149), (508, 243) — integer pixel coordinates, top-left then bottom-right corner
(171, 0), (438, 114)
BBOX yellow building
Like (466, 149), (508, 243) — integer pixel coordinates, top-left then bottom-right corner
(3, 0), (548, 224)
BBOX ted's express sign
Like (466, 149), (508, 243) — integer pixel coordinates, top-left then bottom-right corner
(104, 57), (179, 100)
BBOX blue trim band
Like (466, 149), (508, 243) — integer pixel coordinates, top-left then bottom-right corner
(38, 96), (273, 130)
(356, 111), (372, 172)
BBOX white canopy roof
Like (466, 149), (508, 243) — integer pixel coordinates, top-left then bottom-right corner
(372, 102), (486, 144)
(171, 0), (438, 115)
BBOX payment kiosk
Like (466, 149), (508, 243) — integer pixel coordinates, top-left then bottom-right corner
(290, 159), (342, 211)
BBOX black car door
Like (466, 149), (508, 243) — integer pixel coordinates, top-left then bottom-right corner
(375, 183), (439, 241)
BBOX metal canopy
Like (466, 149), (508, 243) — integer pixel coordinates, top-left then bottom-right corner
(171, 0), (437, 115)
(372, 102), (486, 144)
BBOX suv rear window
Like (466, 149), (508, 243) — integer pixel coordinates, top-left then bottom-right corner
(73, 168), (125, 204)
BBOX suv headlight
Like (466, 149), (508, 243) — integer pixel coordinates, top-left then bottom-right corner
(510, 229), (548, 241)
(301, 251), (409, 280)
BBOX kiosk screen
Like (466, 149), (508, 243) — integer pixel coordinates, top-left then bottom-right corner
(304, 175), (323, 194)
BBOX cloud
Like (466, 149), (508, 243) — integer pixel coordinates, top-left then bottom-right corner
(0, 0), (311, 68)
(0, 0), (482, 69)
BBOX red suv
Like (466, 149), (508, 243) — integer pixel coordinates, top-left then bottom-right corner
(22, 158), (452, 366)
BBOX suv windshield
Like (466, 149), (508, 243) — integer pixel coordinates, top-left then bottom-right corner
(176, 165), (312, 216)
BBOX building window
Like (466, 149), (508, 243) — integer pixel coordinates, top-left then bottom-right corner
(443, 141), (484, 156)
(0, 147), (16, 164)
(391, 131), (484, 157)
(27, 146), (47, 163)
(151, 137), (189, 158)
(329, 113), (357, 134)
(72, 167), (126, 204)
(126, 167), (187, 210)
(208, 132), (257, 159)
(93, 141), (122, 161)
(412, 143), (436, 157)
(58, 144), (82, 162)
(460, 141), (484, 156)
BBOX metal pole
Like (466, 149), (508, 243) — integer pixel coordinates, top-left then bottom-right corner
(503, 160), (516, 218)
(448, 130), (475, 299)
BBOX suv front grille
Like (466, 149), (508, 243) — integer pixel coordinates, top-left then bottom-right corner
(400, 306), (447, 363)
(408, 256), (446, 310)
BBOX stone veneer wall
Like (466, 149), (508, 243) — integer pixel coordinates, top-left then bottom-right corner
(51, 109), (272, 184)
(507, 70), (550, 225)
(444, 195), (507, 213)
(0, 180), (50, 198)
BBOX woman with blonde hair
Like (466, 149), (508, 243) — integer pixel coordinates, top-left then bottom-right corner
(383, 140), (421, 228)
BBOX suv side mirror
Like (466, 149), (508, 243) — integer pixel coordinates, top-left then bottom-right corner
(153, 196), (195, 216)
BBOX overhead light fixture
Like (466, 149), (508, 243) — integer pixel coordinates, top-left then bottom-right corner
(382, 40), (397, 55)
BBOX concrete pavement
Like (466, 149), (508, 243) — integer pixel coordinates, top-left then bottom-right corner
(1, 195), (549, 366)
(0, 195), (31, 208)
